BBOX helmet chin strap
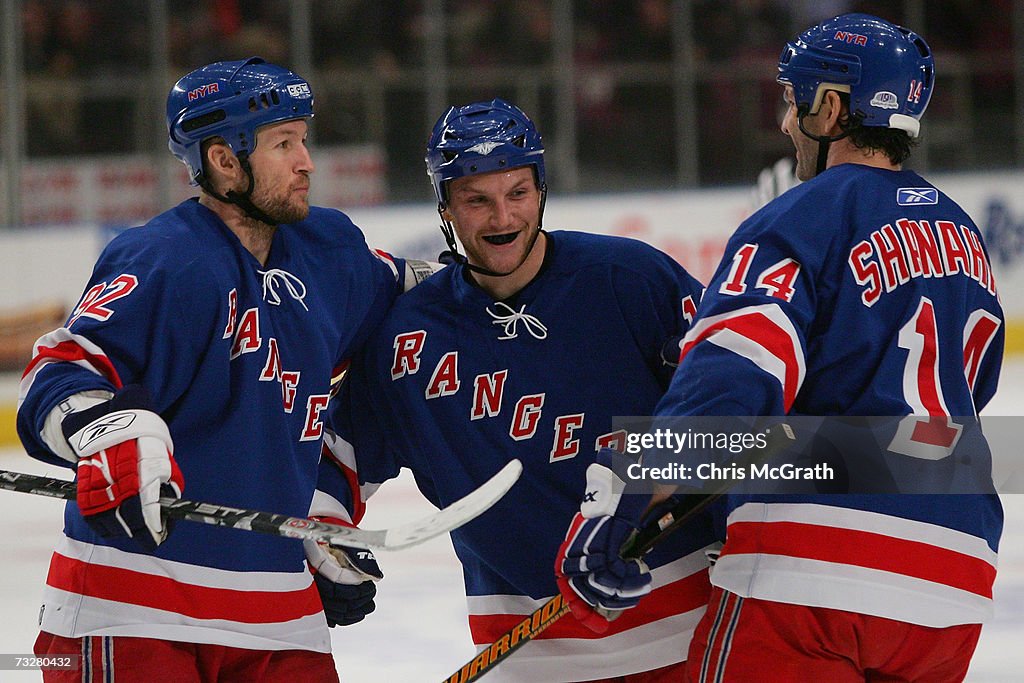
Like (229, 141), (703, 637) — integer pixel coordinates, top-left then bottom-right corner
(796, 106), (851, 176)
(200, 155), (279, 226)
(438, 186), (547, 278)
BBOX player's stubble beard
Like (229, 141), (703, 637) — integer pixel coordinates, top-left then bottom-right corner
(793, 137), (819, 181)
(247, 175), (311, 227)
(467, 224), (542, 278)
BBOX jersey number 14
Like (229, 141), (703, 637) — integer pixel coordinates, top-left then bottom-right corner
(890, 296), (1000, 460)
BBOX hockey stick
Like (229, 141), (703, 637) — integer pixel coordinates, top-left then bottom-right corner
(440, 423), (796, 682)
(0, 459), (522, 551)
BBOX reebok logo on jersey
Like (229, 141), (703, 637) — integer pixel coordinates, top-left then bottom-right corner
(897, 188), (938, 206)
(466, 141), (501, 155)
(76, 412), (137, 451)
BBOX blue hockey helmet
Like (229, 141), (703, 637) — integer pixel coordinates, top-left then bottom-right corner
(777, 13), (934, 137)
(167, 57), (314, 185)
(425, 98), (545, 207)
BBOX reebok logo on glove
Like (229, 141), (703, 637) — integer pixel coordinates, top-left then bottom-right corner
(75, 411), (137, 452)
(62, 385), (184, 551)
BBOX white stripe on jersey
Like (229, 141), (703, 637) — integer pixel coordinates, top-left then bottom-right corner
(19, 328), (116, 408)
(713, 502), (996, 627)
(484, 611), (699, 682)
(727, 503), (997, 562)
(40, 586), (331, 652)
(40, 537), (331, 652)
(680, 303), (806, 410)
(712, 553), (992, 628)
(56, 537), (315, 590)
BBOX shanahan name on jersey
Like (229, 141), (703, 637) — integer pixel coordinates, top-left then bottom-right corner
(655, 165), (1004, 629)
(848, 215), (997, 306)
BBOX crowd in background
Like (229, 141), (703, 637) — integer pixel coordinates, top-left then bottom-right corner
(12, 0), (1018, 199)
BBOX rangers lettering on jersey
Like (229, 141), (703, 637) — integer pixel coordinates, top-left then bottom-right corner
(222, 293), (330, 436)
(330, 230), (714, 681)
(17, 200), (405, 654)
(389, 334), (627, 459)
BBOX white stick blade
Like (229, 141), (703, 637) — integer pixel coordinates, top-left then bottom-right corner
(336, 459), (523, 551)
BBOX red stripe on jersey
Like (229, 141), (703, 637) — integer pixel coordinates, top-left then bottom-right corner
(46, 552), (323, 624)
(721, 521), (995, 598)
(24, 339), (122, 389)
(468, 568), (710, 644)
(680, 310), (802, 411)
(321, 441), (365, 525)
(371, 249), (400, 281)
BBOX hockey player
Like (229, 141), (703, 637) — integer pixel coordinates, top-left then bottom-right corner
(321, 99), (718, 681)
(17, 58), (418, 681)
(556, 14), (1005, 682)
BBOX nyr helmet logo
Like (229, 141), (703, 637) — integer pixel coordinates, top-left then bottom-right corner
(187, 82), (220, 102)
(834, 30), (868, 46)
(870, 91), (899, 110)
(897, 188), (938, 206)
(466, 141), (502, 155)
(286, 83), (312, 99)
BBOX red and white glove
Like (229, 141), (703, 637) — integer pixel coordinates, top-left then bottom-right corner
(60, 385), (184, 551)
(304, 517), (383, 627)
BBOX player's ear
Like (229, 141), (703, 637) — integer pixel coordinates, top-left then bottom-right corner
(822, 90), (846, 133)
(204, 140), (243, 190)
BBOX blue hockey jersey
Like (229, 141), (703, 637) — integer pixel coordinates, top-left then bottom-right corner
(17, 199), (402, 651)
(656, 164), (1004, 628)
(327, 231), (717, 680)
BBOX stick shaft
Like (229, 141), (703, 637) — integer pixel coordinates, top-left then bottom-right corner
(443, 595), (569, 683)
(0, 459), (524, 551)
(0, 468), (355, 543)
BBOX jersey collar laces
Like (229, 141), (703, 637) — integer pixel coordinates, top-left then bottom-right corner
(258, 268), (309, 311)
(486, 301), (547, 340)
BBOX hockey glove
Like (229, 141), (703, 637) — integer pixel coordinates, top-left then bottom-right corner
(305, 517), (384, 627)
(61, 384), (184, 551)
(555, 449), (652, 633)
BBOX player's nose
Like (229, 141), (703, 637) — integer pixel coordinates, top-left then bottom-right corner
(296, 143), (315, 175)
(490, 198), (514, 228)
